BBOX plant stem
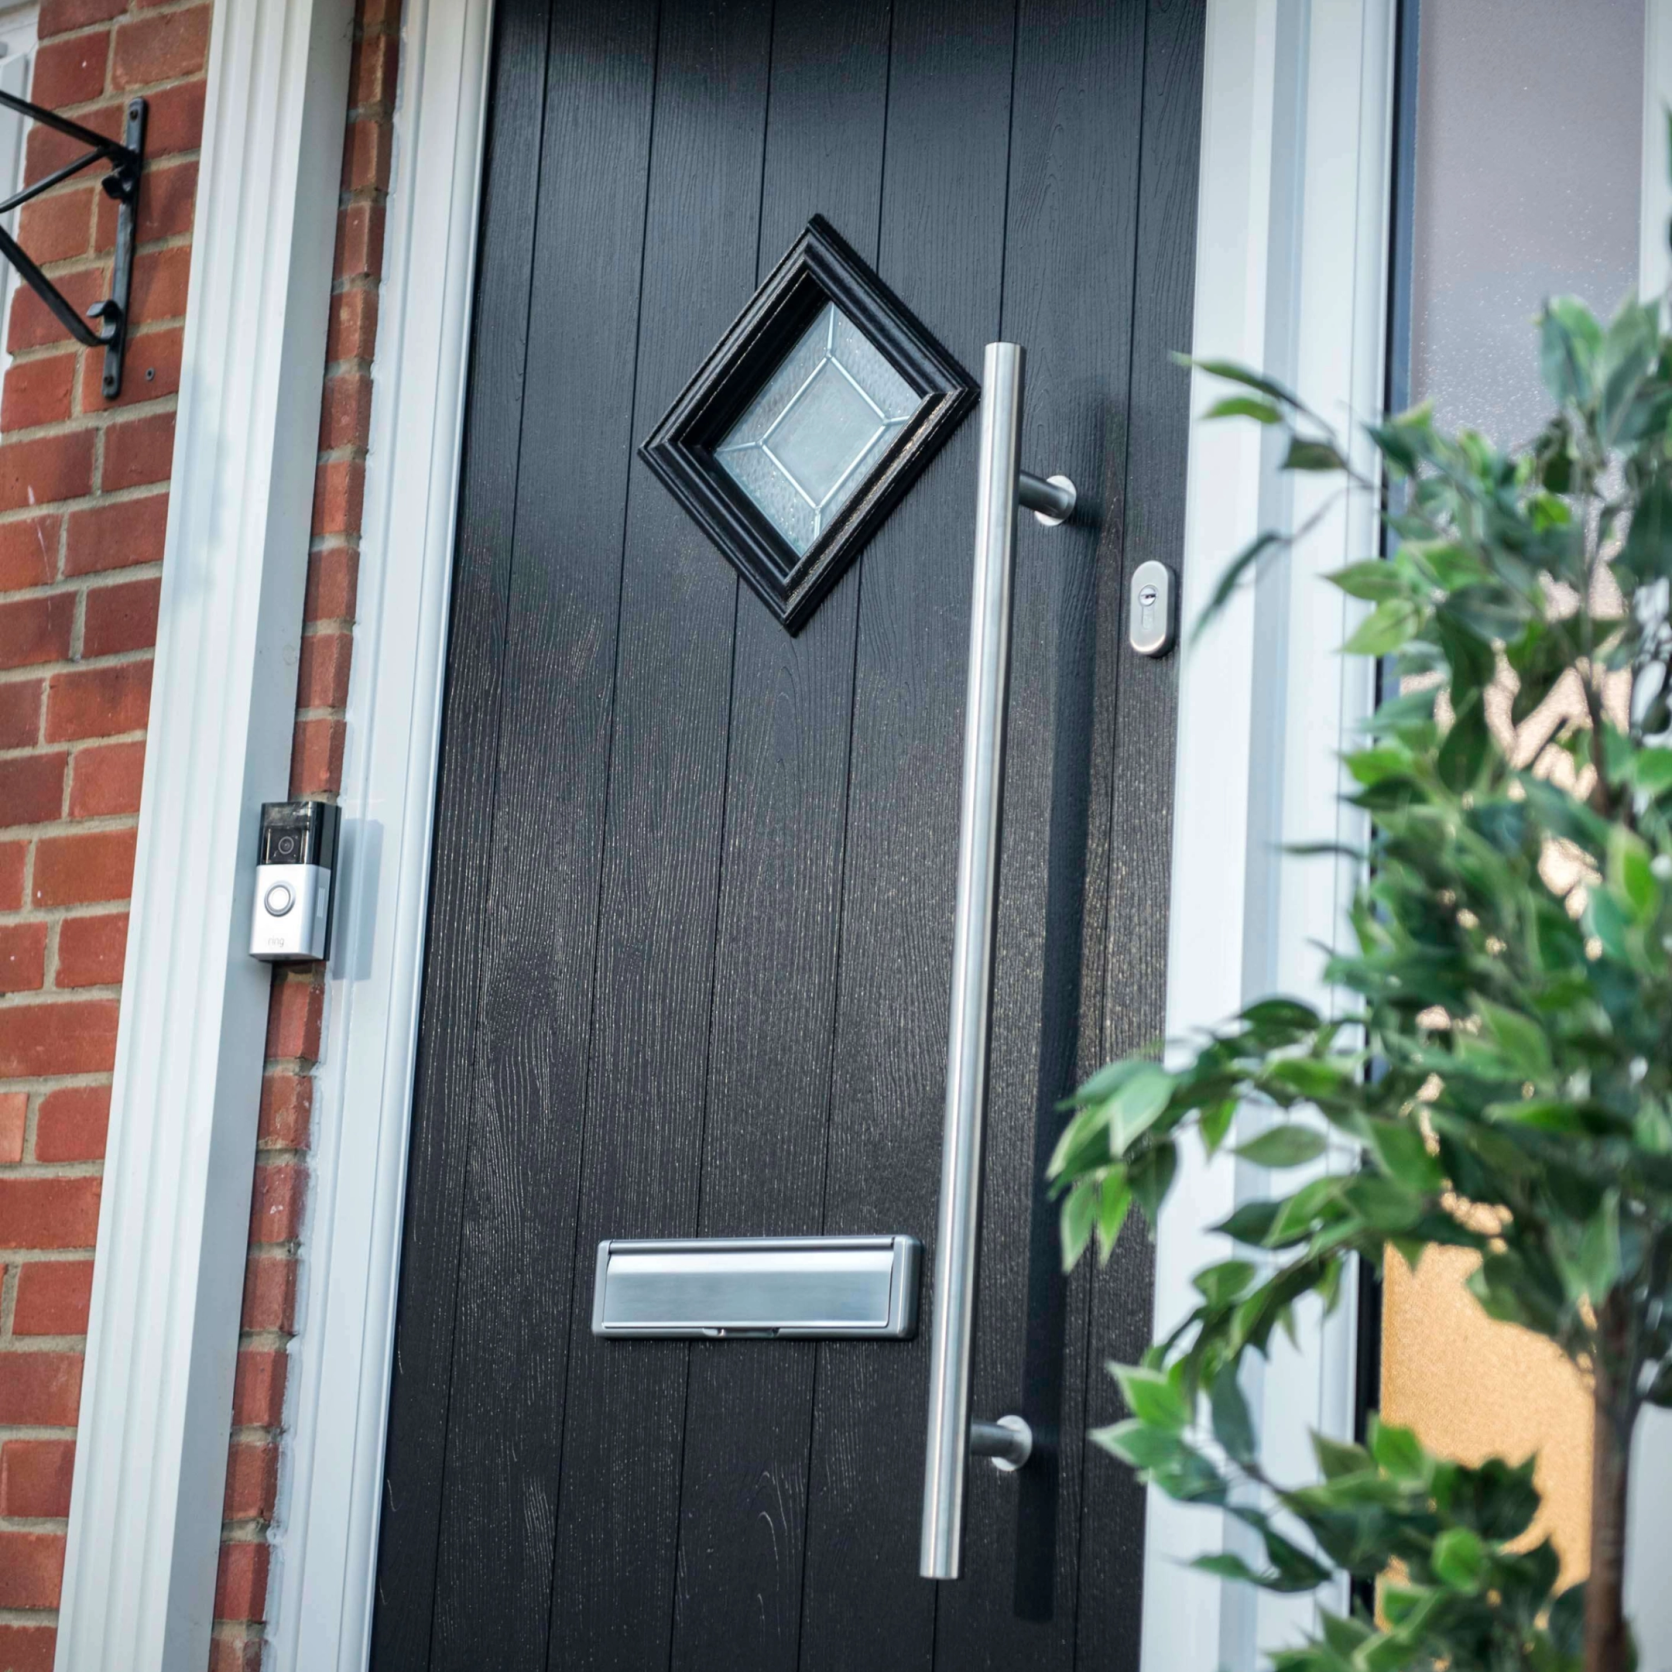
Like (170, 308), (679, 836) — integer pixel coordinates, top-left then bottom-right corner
(1584, 1302), (1633, 1672)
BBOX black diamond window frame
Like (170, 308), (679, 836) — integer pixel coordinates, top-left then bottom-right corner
(641, 216), (976, 635)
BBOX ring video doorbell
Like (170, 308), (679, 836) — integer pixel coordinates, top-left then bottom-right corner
(250, 800), (340, 963)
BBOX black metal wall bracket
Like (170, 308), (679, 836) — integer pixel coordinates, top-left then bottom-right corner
(0, 92), (145, 399)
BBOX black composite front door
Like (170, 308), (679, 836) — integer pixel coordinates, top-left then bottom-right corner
(374, 1), (1203, 1667)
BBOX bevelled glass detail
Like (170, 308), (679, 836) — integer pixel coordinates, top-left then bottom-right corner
(716, 302), (917, 555)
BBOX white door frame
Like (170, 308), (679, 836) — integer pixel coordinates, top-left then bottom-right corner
(60, 0), (1409, 1668)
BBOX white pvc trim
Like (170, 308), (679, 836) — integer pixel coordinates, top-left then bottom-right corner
(265, 0), (494, 1666)
(1143, 3), (1394, 1669)
(52, 1), (355, 1668)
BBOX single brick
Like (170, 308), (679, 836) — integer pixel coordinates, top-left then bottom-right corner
(0, 1089), (24, 1162)
(112, 6), (211, 89)
(311, 458), (364, 538)
(44, 659), (153, 742)
(0, 1438), (76, 1518)
(304, 543), (358, 623)
(0, 999), (118, 1076)
(129, 242), (193, 325)
(207, 1632), (262, 1672)
(222, 1441), (279, 1521)
(318, 373), (373, 453)
(101, 412), (176, 493)
(213, 1539), (270, 1624)
(68, 738), (146, 816)
(56, 910), (128, 987)
(97, 158), (197, 250)
(241, 1255), (297, 1332)
(0, 1175), (102, 1248)
(249, 1161), (305, 1245)
(6, 267), (105, 355)
(83, 576), (161, 657)
(232, 1347), (286, 1427)
(82, 324), (183, 410)
(0, 351), (77, 431)
(0, 750), (67, 825)
(0, 1625), (55, 1672)
(21, 185), (95, 264)
(140, 77), (208, 157)
(34, 1085), (109, 1163)
(297, 629), (353, 709)
(265, 969), (323, 1061)
(0, 839), (24, 909)
(0, 1531), (66, 1610)
(333, 201), (386, 283)
(65, 491), (170, 575)
(349, 28), (401, 110)
(257, 1072), (309, 1151)
(0, 1351), (82, 1425)
(0, 675), (43, 746)
(0, 514), (60, 592)
(289, 716), (345, 796)
(0, 921), (48, 993)
(32, 30), (110, 108)
(0, 429), (95, 512)
(32, 826), (137, 904)
(326, 284), (380, 365)
(12, 1261), (95, 1337)
(38, 0), (124, 38)
(0, 592), (73, 669)
(340, 117), (392, 194)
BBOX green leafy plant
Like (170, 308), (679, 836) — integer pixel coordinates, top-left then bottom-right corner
(1055, 292), (1672, 1672)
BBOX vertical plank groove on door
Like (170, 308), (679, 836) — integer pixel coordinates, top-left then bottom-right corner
(797, 5), (1018, 1668)
(540, 2), (774, 1664)
(370, 0), (553, 1661)
(423, 3), (665, 1667)
(932, 0), (1151, 1663)
(1073, 4), (1206, 1669)
(665, 6), (892, 1669)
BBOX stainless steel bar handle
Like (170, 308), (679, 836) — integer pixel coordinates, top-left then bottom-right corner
(921, 343), (1071, 1581)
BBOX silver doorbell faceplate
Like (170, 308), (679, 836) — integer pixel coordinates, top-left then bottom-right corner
(250, 800), (340, 963)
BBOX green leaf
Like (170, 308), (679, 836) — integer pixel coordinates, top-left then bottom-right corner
(1199, 1097), (1236, 1157)
(1128, 1139), (1179, 1221)
(1193, 1258), (1259, 1307)
(1430, 1526), (1486, 1592)
(1608, 824), (1660, 925)
(1342, 598), (1422, 657)
(1204, 394), (1284, 424)
(1473, 998), (1556, 1082)
(1235, 1125), (1329, 1168)
(1178, 355), (1304, 410)
(1284, 438), (1347, 473)
(1633, 746), (1672, 796)
(1096, 1173), (1132, 1264)
(1208, 1362), (1257, 1464)
(1103, 1064), (1176, 1155)
(1369, 1418), (1429, 1482)
(1539, 296), (1602, 406)
(1364, 1121), (1444, 1194)
(1060, 1178), (1099, 1271)
(1113, 1363), (1191, 1433)
(1326, 560), (1405, 602)
(1311, 1433), (1374, 1480)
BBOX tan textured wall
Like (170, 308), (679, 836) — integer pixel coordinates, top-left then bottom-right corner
(1381, 1246), (1592, 1580)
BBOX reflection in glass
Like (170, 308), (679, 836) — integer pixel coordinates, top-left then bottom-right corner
(716, 301), (919, 554)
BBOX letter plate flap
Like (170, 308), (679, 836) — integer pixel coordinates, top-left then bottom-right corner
(592, 1235), (921, 1339)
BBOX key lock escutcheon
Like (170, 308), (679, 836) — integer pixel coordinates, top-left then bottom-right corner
(919, 343), (1078, 1581)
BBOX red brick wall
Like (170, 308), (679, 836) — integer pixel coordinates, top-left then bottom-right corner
(0, 0), (400, 1666)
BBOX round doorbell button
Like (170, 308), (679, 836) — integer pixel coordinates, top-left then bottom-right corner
(264, 882), (296, 917)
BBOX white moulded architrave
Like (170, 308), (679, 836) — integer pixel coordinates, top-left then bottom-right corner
(1144, 2), (1394, 1669)
(265, 0), (496, 1667)
(52, 0), (356, 1667)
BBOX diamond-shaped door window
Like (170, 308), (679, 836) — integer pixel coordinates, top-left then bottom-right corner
(642, 217), (976, 634)
(716, 302), (918, 556)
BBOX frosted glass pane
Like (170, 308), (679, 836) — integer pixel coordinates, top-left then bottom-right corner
(1410, 0), (1642, 439)
(716, 301), (919, 555)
